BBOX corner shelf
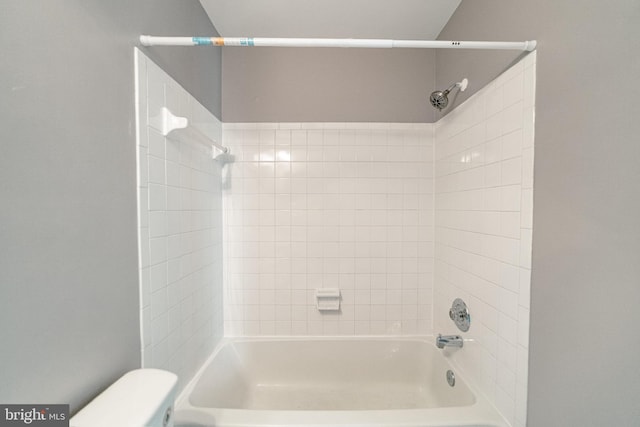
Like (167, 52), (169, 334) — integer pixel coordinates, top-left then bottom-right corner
(161, 107), (228, 155)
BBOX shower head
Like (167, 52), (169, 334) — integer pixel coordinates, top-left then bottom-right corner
(429, 89), (451, 111)
(430, 78), (468, 111)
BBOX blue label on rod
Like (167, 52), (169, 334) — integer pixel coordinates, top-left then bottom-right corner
(240, 38), (255, 46)
(192, 37), (213, 45)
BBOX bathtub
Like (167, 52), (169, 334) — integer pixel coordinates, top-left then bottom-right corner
(174, 337), (507, 427)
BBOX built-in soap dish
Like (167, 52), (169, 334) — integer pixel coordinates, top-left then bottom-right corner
(316, 288), (341, 311)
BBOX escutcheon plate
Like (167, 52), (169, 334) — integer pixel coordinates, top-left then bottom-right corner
(449, 298), (471, 332)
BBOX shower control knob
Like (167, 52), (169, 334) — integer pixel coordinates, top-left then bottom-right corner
(449, 298), (471, 332)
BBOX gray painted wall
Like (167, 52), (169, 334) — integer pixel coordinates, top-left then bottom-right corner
(437, 1), (640, 425)
(0, 0), (221, 412)
(223, 47), (436, 123)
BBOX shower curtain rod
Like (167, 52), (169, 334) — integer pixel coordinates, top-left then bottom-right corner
(140, 36), (537, 51)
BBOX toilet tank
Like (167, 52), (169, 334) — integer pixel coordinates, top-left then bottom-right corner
(71, 369), (178, 427)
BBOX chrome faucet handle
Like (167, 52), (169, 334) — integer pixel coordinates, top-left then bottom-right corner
(449, 298), (471, 332)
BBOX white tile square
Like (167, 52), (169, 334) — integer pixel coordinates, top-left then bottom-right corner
(485, 86), (503, 118)
(149, 237), (168, 265)
(486, 114), (503, 141)
(501, 101), (524, 134)
(498, 313), (518, 345)
(149, 212), (167, 238)
(500, 185), (522, 212)
(484, 138), (502, 164)
(501, 130), (522, 160)
(484, 163), (502, 188)
(148, 129), (165, 159)
(503, 74), (524, 108)
(501, 157), (522, 185)
(148, 184), (167, 211)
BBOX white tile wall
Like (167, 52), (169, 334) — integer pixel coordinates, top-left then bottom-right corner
(434, 51), (535, 427)
(134, 49), (224, 392)
(222, 123), (434, 336)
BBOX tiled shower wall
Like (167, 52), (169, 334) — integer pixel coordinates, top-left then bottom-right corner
(135, 50), (224, 391)
(134, 47), (533, 426)
(434, 52), (536, 426)
(222, 124), (434, 336)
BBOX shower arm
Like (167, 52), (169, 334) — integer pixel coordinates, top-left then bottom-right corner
(443, 82), (460, 95)
(140, 36), (537, 51)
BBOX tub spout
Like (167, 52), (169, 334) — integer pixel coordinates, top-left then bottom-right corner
(436, 334), (463, 349)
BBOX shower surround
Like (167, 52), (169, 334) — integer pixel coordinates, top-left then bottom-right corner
(220, 52), (535, 427)
(134, 48), (535, 427)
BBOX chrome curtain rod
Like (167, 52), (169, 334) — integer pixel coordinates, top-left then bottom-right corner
(140, 36), (537, 51)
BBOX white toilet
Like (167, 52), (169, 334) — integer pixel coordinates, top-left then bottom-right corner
(70, 369), (178, 427)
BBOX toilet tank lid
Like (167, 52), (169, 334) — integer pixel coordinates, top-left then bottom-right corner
(71, 369), (178, 427)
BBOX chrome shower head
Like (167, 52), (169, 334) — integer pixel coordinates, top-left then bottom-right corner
(430, 90), (451, 110)
(430, 78), (468, 111)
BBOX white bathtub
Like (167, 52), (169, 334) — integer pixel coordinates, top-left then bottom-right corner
(174, 338), (507, 427)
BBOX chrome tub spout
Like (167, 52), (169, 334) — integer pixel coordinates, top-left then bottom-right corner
(436, 334), (464, 349)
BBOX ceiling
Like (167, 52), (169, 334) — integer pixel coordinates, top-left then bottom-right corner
(199, 0), (461, 40)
